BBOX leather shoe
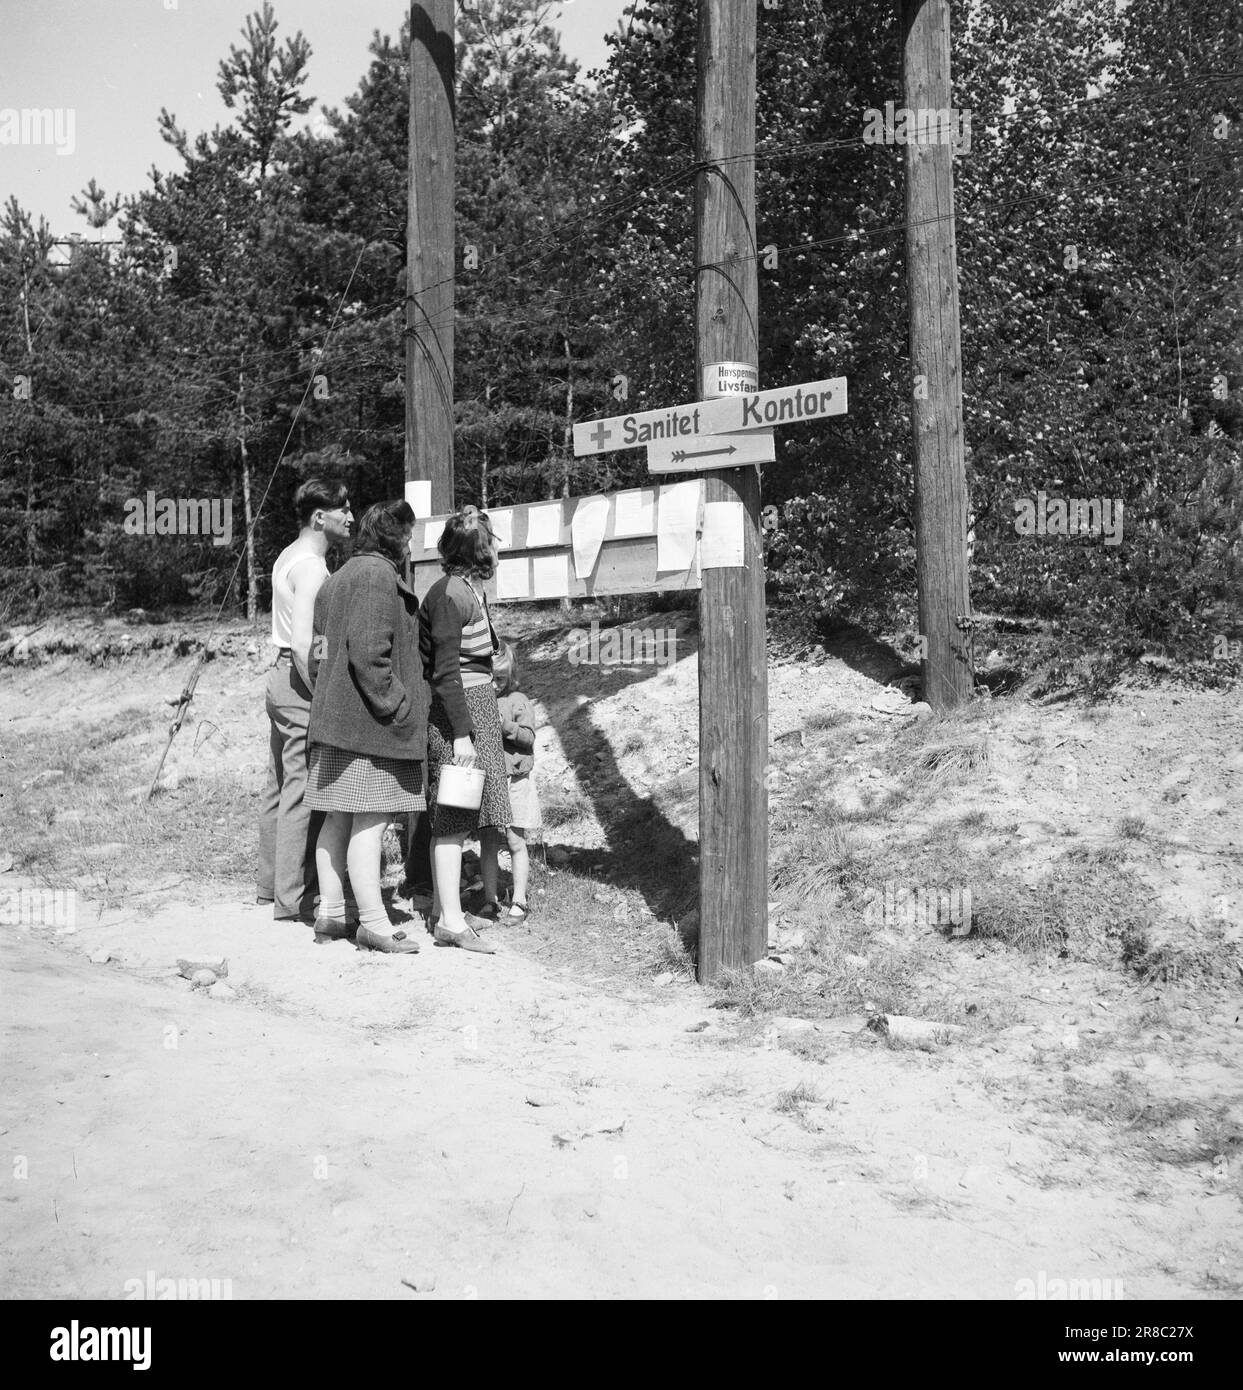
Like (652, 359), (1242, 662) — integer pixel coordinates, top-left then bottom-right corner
(355, 925), (420, 954)
(430, 910), (493, 932)
(312, 916), (357, 943)
(433, 923), (495, 954)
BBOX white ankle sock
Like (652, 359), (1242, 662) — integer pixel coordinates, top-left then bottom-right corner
(359, 906), (394, 937)
(320, 898), (347, 921)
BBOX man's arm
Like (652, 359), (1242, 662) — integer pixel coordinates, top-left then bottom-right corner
(289, 557), (328, 687)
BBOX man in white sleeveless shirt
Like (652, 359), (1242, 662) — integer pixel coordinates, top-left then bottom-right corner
(257, 478), (353, 921)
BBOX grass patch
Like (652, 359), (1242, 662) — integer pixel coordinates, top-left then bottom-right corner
(1060, 1072), (1196, 1130)
(1119, 918), (1238, 984)
(511, 804), (700, 991)
(774, 1079), (821, 1115)
(0, 701), (256, 908)
(771, 823), (860, 898)
(890, 717), (992, 796)
(1058, 1072), (1243, 1176)
(541, 792), (582, 829)
(971, 882), (1072, 955)
(712, 964), (803, 1018)
(804, 709), (850, 732)
(1065, 840), (1130, 868)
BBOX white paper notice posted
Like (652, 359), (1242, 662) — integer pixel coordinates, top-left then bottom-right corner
(404, 479), (432, 517)
(524, 503), (563, 549)
(496, 556), (529, 601)
(656, 479), (701, 572)
(699, 500), (746, 568)
(423, 519), (445, 552)
(570, 494), (610, 578)
(612, 488), (656, 537)
(488, 508), (514, 550)
(531, 553), (570, 598)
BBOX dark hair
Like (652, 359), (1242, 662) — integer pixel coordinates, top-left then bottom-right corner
(295, 477), (349, 527)
(385, 499), (415, 528)
(354, 503), (409, 568)
(438, 506), (495, 580)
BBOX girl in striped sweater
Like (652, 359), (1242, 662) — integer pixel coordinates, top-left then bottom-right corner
(418, 508), (510, 953)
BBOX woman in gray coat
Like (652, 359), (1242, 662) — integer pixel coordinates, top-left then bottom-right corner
(306, 504), (428, 953)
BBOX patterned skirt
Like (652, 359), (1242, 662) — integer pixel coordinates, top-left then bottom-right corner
(304, 744), (426, 815)
(427, 685), (511, 837)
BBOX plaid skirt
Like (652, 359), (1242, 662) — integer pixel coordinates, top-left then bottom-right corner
(304, 743), (426, 815)
(427, 685), (511, 836)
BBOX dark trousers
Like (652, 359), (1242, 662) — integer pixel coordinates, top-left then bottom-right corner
(257, 657), (322, 918)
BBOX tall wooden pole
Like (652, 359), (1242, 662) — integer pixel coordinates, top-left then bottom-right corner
(900, 0), (973, 708)
(695, 0), (767, 982)
(406, 1), (456, 512)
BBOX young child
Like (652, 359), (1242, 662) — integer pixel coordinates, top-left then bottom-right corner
(479, 642), (539, 923)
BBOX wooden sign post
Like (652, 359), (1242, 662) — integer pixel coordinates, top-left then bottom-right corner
(412, 371), (847, 981)
(406, 0), (456, 515)
(693, 0), (765, 981)
(404, 0), (850, 983)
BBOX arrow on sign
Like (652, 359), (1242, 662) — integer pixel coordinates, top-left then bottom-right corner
(672, 444), (736, 463)
(648, 428), (775, 474)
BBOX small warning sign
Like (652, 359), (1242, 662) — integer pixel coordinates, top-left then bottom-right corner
(703, 361), (758, 398)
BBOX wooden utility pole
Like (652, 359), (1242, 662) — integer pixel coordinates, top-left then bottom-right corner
(900, 0), (973, 708)
(238, 368), (257, 622)
(695, 0), (767, 981)
(406, 1), (456, 512)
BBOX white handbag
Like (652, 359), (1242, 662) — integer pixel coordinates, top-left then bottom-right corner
(438, 762), (485, 810)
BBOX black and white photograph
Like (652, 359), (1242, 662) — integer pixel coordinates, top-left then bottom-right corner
(1, 0), (1239, 1334)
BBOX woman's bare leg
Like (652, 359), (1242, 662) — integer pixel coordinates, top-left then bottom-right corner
(347, 812), (391, 933)
(433, 833), (468, 931)
(315, 812), (350, 920)
(507, 827), (529, 909)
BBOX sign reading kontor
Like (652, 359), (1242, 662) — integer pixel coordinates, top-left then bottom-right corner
(573, 376), (848, 457)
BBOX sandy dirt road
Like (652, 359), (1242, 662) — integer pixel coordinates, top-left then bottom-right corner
(3, 903), (1237, 1300)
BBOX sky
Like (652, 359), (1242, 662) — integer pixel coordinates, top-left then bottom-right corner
(0, 0), (630, 234)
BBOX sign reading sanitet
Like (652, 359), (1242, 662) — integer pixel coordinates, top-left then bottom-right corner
(573, 377), (847, 456)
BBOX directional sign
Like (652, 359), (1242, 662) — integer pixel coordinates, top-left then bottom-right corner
(647, 429), (775, 474)
(573, 376), (847, 457)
